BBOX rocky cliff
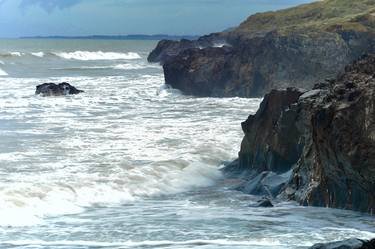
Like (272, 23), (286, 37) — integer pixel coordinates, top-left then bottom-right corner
(229, 54), (375, 213)
(149, 0), (375, 97)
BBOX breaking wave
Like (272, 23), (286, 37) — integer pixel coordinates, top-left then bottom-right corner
(0, 52), (23, 57)
(112, 63), (146, 70)
(52, 63), (157, 71)
(0, 51), (141, 61)
(31, 52), (45, 57)
(53, 51), (141, 61)
(0, 51), (44, 58)
(0, 162), (221, 226)
(0, 67), (8, 76)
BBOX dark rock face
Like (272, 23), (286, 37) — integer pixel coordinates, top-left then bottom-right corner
(309, 238), (375, 249)
(249, 197), (274, 208)
(147, 33), (226, 64)
(239, 87), (305, 172)
(155, 31), (371, 98)
(163, 46), (234, 97)
(232, 55), (375, 213)
(35, 82), (84, 96)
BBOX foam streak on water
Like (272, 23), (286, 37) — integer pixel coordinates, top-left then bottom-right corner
(0, 39), (373, 249)
(54, 51), (141, 60)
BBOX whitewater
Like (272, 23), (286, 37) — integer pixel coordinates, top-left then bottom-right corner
(0, 39), (374, 249)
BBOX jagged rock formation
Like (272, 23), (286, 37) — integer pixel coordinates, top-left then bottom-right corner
(149, 0), (375, 97)
(230, 55), (375, 213)
(35, 82), (84, 96)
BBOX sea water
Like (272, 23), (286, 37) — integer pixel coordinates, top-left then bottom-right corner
(0, 39), (373, 249)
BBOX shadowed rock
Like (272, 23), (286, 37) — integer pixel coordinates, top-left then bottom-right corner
(228, 55), (375, 213)
(249, 197), (274, 208)
(35, 82), (84, 96)
(309, 238), (375, 249)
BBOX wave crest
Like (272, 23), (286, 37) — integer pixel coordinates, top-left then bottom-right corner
(0, 67), (8, 76)
(0, 52), (23, 58)
(31, 52), (45, 57)
(53, 51), (141, 61)
(0, 162), (221, 226)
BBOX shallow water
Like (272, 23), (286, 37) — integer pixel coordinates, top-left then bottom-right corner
(0, 39), (374, 248)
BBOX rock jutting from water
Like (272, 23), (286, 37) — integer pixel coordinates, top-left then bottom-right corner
(35, 82), (84, 96)
(226, 54), (375, 214)
(309, 238), (375, 249)
(148, 0), (375, 97)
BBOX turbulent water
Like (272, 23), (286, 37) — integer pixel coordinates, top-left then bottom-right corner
(0, 39), (373, 249)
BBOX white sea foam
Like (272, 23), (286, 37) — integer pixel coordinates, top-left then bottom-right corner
(10, 52), (22, 57)
(0, 239), (282, 247)
(31, 52), (45, 57)
(0, 60), (4, 64)
(213, 42), (230, 48)
(0, 51), (23, 57)
(0, 161), (221, 226)
(54, 51), (141, 61)
(113, 63), (146, 70)
(0, 51), (44, 58)
(0, 75), (259, 227)
(52, 63), (159, 71)
(0, 67), (8, 76)
(0, 42), (373, 248)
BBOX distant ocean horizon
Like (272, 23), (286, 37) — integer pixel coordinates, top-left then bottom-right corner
(18, 34), (200, 40)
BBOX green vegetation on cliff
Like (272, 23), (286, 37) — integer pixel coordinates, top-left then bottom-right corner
(149, 0), (375, 98)
(236, 0), (375, 34)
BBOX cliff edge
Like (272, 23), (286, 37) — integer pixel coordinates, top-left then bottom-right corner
(149, 0), (375, 97)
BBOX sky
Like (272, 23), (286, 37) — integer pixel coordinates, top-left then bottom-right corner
(0, 0), (314, 38)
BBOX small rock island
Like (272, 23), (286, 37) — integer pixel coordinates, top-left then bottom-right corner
(35, 82), (84, 96)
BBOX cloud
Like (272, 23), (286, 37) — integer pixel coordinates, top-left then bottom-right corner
(0, 0), (82, 12)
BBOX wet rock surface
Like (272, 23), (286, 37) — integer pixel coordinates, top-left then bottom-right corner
(249, 197), (274, 208)
(229, 55), (375, 213)
(154, 31), (365, 97)
(309, 238), (375, 249)
(35, 82), (84, 96)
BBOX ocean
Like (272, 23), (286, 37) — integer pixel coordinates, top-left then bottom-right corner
(0, 39), (374, 249)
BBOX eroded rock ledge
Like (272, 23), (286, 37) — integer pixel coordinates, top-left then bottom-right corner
(228, 54), (375, 213)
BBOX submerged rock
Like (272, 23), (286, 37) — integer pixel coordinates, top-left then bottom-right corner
(309, 238), (375, 249)
(35, 82), (84, 96)
(249, 197), (274, 208)
(229, 55), (375, 213)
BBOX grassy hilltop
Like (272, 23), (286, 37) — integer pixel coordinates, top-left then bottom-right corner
(236, 0), (375, 34)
